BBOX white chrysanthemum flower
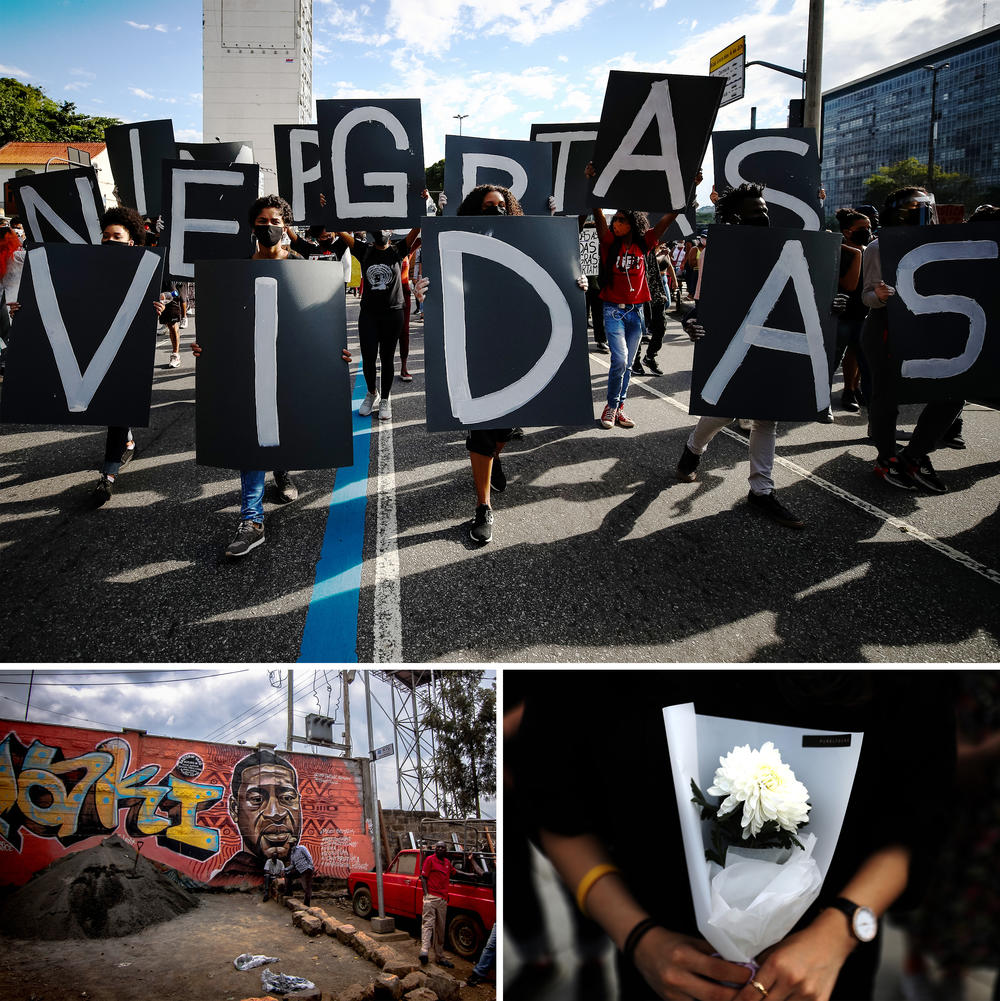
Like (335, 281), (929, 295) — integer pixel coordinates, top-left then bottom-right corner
(706, 742), (811, 839)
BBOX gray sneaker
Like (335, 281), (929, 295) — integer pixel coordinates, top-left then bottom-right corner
(226, 520), (265, 557)
(379, 397), (392, 420)
(359, 391), (380, 416)
(470, 505), (493, 544)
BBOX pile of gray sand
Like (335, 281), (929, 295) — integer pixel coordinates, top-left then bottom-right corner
(0, 835), (199, 940)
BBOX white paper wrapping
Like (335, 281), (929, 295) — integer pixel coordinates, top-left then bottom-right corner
(662, 703), (863, 962)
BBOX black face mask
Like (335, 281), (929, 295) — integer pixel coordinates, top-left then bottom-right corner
(254, 224), (284, 248)
(481, 204), (506, 216)
(850, 228), (872, 246)
(739, 214), (769, 227)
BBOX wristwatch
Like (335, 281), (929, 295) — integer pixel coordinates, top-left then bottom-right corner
(829, 897), (878, 942)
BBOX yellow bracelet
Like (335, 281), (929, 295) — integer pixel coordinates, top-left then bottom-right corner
(575, 863), (621, 915)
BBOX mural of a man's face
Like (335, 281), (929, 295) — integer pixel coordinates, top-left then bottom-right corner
(229, 763), (302, 861)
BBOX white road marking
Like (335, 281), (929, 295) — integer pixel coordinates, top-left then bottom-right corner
(593, 353), (1000, 586)
(373, 418), (403, 662)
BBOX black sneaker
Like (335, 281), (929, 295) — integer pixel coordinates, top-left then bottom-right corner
(873, 455), (918, 490)
(274, 470), (298, 503)
(676, 444), (700, 482)
(841, 389), (860, 413)
(510, 427), (525, 440)
(466, 972), (484, 986)
(470, 505), (493, 544)
(902, 454), (947, 493)
(595, 342), (609, 354)
(92, 474), (115, 506)
(940, 418), (966, 450)
(419, 954), (429, 966)
(815, 405), (834, 424)
(437, 959), (455, 969)
(120, 442), (136, 467)
(632, 358), (645, 376)
(490, 455), (506, 493)
(747, 489), (805, 528)
(643, 355), (662, 375)
(226, 520), (265, 557)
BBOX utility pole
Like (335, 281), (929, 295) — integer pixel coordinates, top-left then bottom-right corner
(341, 670), (354, 758)
(925, 62), (949, 191)
(803, 0), (824, 146)
(287, 669), (294, 752)
(364, 671), (392, 931)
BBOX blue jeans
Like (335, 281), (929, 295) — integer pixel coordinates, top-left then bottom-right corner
(473, 923), (496, 977)
(240, 470), (266, 523)
(603, 302), (644, 408)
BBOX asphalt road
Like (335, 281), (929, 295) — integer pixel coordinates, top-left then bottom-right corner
(1, 298), (997, 663)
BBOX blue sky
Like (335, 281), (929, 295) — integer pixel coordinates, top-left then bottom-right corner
(5, 0), (995, 206)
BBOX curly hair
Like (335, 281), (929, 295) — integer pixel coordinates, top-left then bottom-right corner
(610, 208), (650, 236)
(835, 208), (869, 231)
(456, 184), (524, 217)
(968, 204), (1000, 223)
(716, 181), (766, 224)
(248, 193), (293, 227)
(99, 206), (146, 244)
(0, 228), (20, 280)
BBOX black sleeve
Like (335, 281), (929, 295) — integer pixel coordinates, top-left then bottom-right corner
(289, 235), (318, 257)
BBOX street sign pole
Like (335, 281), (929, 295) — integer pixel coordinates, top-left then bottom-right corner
(709, 36), (747, 108)
(804, 0), (825, 146)
(364, 672), (386, 921)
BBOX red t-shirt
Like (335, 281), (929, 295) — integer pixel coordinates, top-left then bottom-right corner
(422, 852), (455, 897)
(599, 228), (657, 305)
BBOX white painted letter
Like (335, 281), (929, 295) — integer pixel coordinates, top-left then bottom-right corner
(168, 168), (243, 279)
(20, 180), (102, 246)
(534, 129), (597, 213)
(129, 128), (147, 216)
(331, 107), (410, 218)
(461, 154), (529, 204)
(439, 230), (573, 423)
(723, 136), (821, 230)
(289, 128), (321, 222)
(253, 276), (280, 447)
(701, 239), (830, 409)
(896, 239), (998, 379)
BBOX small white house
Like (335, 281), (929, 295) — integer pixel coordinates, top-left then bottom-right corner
(0, 142), (116, 216)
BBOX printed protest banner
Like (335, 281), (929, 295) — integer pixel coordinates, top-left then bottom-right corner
(443, 135), (554, 217)
(161, 159), (259, 280)
(0, 245), (163, 426)
(580, 226), (600, 276)
(690, 225), (841, 420)
(712, 128), (823, 230)
(879, 222), (1000, 403)
(0, 718), (374, 888)
(195, 258), (352, 470)
(591, 71), (724, 213)
(274, 124), (323, 225)
(8, 168), (104, 245)
(104, 119), (176, 218)
(421, 216), (591, 431)
(176, 141), (255, 163)
(317, 98), (425, 228)
(530, 122), (599, 215)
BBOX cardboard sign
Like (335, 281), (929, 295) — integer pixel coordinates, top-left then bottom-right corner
(591, 71), (724, 213)
(530, 122), (599, 216)
(8, 168), (104, 245)
(104, 119), (176, 218)
(161, 159), (259, 281)
(878, 223), (1000, 404)
(0, 244), (164, 426)
(176, 141), (255, 163)
(195, 259), (352, 470)
(443, 135), (554, 217)
(316, 98), (425, 228)
(647, 208), (698, 242)
(690, 225), (841, 420)
(712, 128), (822, 231)
(421, 216), (592, 431)
(580, 226), (600, 276)
(274, 124), (323, 225)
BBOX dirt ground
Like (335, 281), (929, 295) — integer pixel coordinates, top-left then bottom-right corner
(0, 891), (497, 1001)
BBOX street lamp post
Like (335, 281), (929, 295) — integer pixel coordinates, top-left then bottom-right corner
(924, 62), (949, 192)
(453, 114), (468, 136)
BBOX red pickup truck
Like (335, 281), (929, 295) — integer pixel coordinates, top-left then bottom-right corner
(347, 848), (495, 958)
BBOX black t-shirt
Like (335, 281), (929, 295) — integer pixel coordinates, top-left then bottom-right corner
(839, 245), (867, 321)
(291, 235), (349, 261)
(353, 239), (407, 311)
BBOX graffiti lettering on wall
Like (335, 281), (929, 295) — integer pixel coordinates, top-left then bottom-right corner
(0, 721), (374, 888)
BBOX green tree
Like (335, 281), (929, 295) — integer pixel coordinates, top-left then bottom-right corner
(422, 671), (496, 819)
(862, 156), (977, 209)
(425, 158), (444, 195)
(0, 77), (121, 147)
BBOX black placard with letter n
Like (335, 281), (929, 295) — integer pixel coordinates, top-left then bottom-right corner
(591, 71), (724, 213)
(104, 118), (176, 218)
(9, 168), (105, 245)
(691, 225), (841, 421)
(194, 259), (352, 471)
(161, 159), (259, 281)
(878, 222), (1000, 404)
(443, 136), (554, 217)
(317, 98), (425, 229)
(0, 244), (164, 427)
(421, 216), (592, 432)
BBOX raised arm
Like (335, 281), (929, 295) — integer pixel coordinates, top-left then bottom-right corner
(650, 211), (680, 242)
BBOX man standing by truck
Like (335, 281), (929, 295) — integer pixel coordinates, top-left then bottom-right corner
(419, 842), (485, 968)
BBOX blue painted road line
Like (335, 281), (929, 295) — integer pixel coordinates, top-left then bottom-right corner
(298, 372), (372, 663)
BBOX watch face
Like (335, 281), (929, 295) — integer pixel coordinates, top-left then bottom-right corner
(853, 906), (878, 942)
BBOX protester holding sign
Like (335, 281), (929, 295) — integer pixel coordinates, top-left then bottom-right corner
(860, 187), (964, 493)
(828, 209), (871, 419)
(190, 194), (353, 557)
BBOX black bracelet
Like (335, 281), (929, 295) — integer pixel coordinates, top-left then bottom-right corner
(623, 917), (662, 966)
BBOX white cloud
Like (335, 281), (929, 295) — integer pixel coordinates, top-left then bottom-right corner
(130, 87), (156, 99)
(64, 81), (91, 92)
(70, 68), (97, 79)
(125, 20), (150, 29)
(0, 63), (33, 80)
(154, 24), (169, 33)
(175, 127), (203, 142)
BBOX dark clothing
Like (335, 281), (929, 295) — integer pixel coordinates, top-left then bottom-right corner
(354, 239), (407, 311)
(515, 671), (956, 1001)
(587, 280), (606, 344)
(466, 427), (513, 458)
(104, 426), (131, 468)
(292, 235), (349, 260)
(839, 245), (867, 322)
(359, 308), (403, 399)
(284, 866), (313, 905)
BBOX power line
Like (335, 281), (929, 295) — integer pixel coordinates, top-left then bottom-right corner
(1, 693), (132, 732)
(0, 669), (247, 687)
(203, 682), (289, 741)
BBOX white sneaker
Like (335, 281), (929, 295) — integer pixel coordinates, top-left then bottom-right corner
(379, 397), (392, 420)
(179, 318), (188, 329)
(359, 391), (380, 416)
(168, 353), (181, 368)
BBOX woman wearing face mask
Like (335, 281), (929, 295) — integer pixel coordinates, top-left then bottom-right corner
(861, 186), (963, 493)
(337, 224), (421, 422)
(191, 194), (353, 556)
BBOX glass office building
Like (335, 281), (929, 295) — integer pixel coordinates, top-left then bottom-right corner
(821, 24), (1000, 213)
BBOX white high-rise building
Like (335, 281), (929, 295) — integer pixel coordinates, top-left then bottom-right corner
(203, 0), (313, 194)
